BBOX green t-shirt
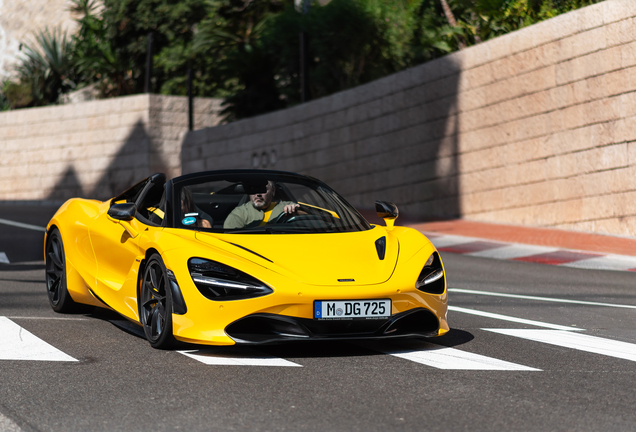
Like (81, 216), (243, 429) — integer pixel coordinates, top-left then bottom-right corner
(223, 201), (294, 229)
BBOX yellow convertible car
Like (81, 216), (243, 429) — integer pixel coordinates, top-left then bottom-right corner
(45, 170), (448, 348)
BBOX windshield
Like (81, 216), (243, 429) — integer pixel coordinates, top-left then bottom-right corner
(173, 173), (371, 234)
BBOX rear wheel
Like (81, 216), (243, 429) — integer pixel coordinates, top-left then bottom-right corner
(45, 228), (81, 313)
(139, 254), (175, 349)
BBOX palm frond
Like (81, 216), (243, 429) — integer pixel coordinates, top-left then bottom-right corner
(69, 0), (101, 16)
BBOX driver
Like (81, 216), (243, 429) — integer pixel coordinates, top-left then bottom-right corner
(223, 180), (301, 229)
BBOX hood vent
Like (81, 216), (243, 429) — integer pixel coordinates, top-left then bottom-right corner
(375, 236), (386, 260)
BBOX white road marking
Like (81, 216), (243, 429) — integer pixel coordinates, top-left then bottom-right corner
(0, 317), (77, 362)
(448, 306), (585, 331)
(0, 218), (46, 232)
(0, 412), (21, 432)
(377, 341), (539, 370)
(561, 254), (636, 271)
(485, 329), (636, 363)
(179, 349), (302, 367)
(1, 261), (44, 266)
(0, 252), (9, 264)
(427, 234), (483, 248)
(449, 288), (636, 309)
(7, 316), (89, 321)
(468, 244), (558, 259)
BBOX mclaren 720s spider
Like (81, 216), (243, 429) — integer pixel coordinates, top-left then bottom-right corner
(45, 170), (448, 348)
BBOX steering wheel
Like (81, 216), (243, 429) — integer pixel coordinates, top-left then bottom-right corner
(267, 204), (310, 225)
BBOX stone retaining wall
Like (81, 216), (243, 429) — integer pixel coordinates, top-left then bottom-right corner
(0, 94), (223, 201)
(182, 0), (636, 237)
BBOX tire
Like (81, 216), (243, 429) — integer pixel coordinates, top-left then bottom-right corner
(139, 254), (175, 349)
(45, 228), (81, 313)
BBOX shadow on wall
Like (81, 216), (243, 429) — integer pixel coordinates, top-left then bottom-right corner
(45, 120), (168, 202)
(354, 57), (462, 223)
(0, 120), (161, 264)
(180, 56), (462, 223)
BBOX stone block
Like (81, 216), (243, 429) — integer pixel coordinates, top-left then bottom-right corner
(620, 40), (636, 69)
(457, 86), (486, 113)
(559, 25), (608, 64)
(322, 111), (345, 131)
(462, 63), (495, 90)
(379, 91), (404, 116)
(457, 42), (491, 71)
(432, 55), (463, 83)
(602, 0), (636, 26)
(575, 1), (606, 31)
(608, 17), (636, 48)
(459, 146), (502, 174)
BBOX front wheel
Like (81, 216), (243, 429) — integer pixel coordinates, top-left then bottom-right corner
(45, 228), (81, 313)
(139, 254), (175, 349)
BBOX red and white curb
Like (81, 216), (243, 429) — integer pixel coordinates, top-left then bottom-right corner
(422, 232), (636, 272)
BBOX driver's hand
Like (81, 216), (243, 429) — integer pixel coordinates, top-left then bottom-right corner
(283, 203), (300, 214)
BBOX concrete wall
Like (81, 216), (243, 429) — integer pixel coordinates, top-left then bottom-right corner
(182, 0), (636, 237)
(0, 0), (78, 79)
(0, 94), (223, 201)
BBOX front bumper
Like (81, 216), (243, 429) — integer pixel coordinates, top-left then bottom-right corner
(225, 307), (441, 344)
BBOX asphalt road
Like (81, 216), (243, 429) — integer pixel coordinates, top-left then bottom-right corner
(1, 205), (636, 431)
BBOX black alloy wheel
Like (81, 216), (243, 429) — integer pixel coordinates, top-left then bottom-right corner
(139, 254), (175, 349)
(45, 228), (80, 313)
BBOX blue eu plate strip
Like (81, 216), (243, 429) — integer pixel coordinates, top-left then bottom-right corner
(314, 301), (322, 319)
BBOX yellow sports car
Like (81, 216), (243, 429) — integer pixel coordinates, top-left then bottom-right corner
(45, 170), (448, 348)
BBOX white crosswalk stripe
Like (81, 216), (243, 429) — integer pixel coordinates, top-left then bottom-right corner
(0, 252), (9, 264)
(484, 329), (636, 363)
(4, 316), (636, 369)
(179, 348), (302, 367)
(0, 317), (77, 362)
(383, 342), (540, 370)
(361, 340), (539, 370)
(449, 305), (585, 331)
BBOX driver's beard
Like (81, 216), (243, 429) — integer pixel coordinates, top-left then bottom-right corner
(252, 200), (267, 210)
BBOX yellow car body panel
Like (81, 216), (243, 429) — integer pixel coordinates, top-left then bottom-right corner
(45, 172), (448, 347)
(155, 226), (447, 346)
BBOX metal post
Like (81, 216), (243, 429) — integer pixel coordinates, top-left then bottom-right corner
(299, 0), (311, 103)
(300, 31), (309, 103)
(145, 32), (154, 93)
(187, 67), (193, 131)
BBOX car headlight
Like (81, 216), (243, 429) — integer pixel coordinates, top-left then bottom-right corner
(415, 252), (445, 294)
(188, 258), (273, 301)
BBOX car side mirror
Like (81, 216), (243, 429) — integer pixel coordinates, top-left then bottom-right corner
(108, 203), (137, 221)
(375, 201), (398, 230)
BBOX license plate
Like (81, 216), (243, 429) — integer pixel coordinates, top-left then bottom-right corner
(314, 299), (391, 320)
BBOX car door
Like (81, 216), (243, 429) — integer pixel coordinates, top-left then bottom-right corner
(87, 175), (165, 319)
(88, 201), (146, 317)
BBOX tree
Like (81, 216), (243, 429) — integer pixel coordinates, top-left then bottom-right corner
(192, 0), (286, 120)
(100, 0), (214, 95)
(449, 0), (602, 45)
(70, 0), (135, 97)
